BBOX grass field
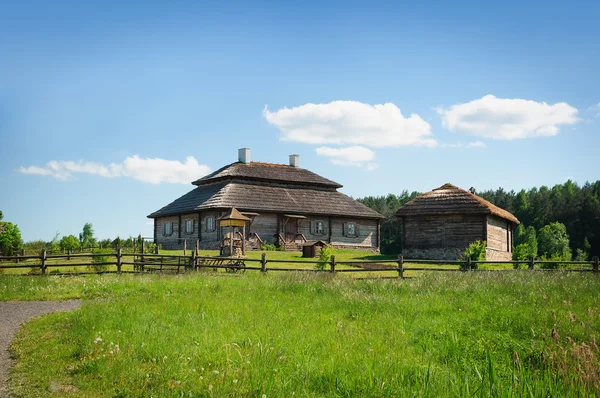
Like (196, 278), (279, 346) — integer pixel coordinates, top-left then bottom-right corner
(3, 271), (599, 397)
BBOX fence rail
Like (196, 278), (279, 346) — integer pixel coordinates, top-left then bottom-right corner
(0, 250), (598, 277)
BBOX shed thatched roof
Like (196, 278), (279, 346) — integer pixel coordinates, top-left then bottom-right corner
(396, 183), (519, 224)
(148, 181), (383, 219)
(192, 162), (342, 188)
(218, 207), (251, 222)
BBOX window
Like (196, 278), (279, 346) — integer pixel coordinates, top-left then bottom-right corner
(315, 220), (325, 235)
(185, 219), (194, 234)
(344, 222), (358, 237)
(206, 216), (215, 232)
(163, 221), (173, 236)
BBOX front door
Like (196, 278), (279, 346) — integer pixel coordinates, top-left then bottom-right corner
(284, 218), (298, 242)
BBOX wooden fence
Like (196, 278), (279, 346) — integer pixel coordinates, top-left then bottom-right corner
(0, 250), (599, 277)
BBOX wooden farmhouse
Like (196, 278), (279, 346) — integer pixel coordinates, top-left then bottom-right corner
(148, 148), (384, 252)
(396, 183), (520, 261)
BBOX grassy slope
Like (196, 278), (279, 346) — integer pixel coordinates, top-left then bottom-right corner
(5, 272), (600, 397)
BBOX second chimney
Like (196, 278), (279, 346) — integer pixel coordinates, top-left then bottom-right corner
(238, 148), (250, 164)
(289, 154), (299, 167)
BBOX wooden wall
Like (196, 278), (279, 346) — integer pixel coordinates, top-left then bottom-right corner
(248, 213), (278, 244)
(330, 217), (378, 248)
(486, 215), (511, 253)
(402, 214), (485, 249)
(155, 212), (379, 250)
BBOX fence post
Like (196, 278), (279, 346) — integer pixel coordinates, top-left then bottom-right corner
(40, 249), (47, 275)
(190, 251), (196, 270)
(196, 239), (199, 256)
(330, 255), (336, 274)
(466, 257), (472, 271)
(397, 254), (404, 279)
(116, 248), (122, 274)
(593, 256), (599, 274)
(529, 256), (535, 270)
(183, 239), (187, 256)
(261, 253), (267, 273)
(155, 244), (159, 254)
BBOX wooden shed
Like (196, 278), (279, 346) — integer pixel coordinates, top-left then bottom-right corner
(302, 240), (327, 258)
(396, 183), (520, 261)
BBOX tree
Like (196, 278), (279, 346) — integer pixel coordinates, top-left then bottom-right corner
(50, 232), (61, 254)
(60, 235), (80, 251)
(111, 236), (122, 249)
(538, 222), (571, 260)
(0, 221), (24, 256)
(0, 210), (3, 221)
(79, 223), (96, 248)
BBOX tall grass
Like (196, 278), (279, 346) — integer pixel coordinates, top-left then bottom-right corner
(6, 271), (600, 397)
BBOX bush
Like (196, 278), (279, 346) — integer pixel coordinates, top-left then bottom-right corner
(261, 243), (280, 251)
(459, 240), (486, 270)
(24, 240), (47, 252)
(539, 252), (571, 269)
(512, 243), (534, 269)
(89, 249), (112, 273)
(316, 244), (334, 270)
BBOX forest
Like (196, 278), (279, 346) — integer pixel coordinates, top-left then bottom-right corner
(357, 180), (600, 258)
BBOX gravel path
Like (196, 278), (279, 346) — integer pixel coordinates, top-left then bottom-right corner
(0, 300), (81, 397)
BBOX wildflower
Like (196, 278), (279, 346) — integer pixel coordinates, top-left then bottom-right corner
(233, 379), (238, 383)
(94, 337), (102, 344)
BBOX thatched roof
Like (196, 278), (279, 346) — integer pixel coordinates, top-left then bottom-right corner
(192, 162), (342, 188)
(218, 207), (251, 222)
(148, 181), (383, 219)
(396, 183), (519, 224)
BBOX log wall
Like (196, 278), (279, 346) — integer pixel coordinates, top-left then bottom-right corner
(486, 215), (510, 252)
(402, 214), (485, 249)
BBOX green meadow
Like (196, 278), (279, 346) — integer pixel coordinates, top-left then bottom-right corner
(2, 269), (599, 397)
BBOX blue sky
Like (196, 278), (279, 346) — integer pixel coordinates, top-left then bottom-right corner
(1, 0), (599, 241)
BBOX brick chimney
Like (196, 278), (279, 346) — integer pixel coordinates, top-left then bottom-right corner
(238, 148), (250, 164)
(289, 154), (299, 167)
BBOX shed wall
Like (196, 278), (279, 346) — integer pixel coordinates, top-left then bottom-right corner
(403, 214), (485, 249)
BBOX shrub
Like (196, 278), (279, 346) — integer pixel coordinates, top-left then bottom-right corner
(89, 249), (112, 273)
(459, 240), (486, 270)
(316, 244), (334, 270)
(574, 248), (589, 262)
(24, 240), (47, 252)
(512, 243), (534, 269)
(261, 243), (280, 251)
(539, 252), (571, 269)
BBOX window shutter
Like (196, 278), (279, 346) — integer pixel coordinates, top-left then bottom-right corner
(355, 224), (360, 237)
(323, 222), (328, 236)
(310, 221), (314, 235)
(343, 222), (347, 237)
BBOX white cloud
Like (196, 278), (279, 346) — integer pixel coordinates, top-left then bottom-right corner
(441, 141), (487, 148)
(438, 95), (579, 140)
(263, 101), (436, 148)
(19, 155), (211, 184)
(316, 146), (377, 170)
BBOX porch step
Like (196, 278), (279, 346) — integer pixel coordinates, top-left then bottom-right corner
(283, 244), (302, 252)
